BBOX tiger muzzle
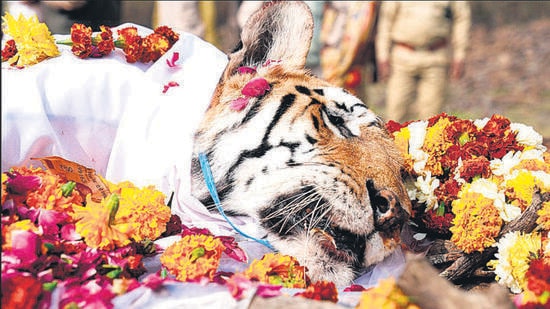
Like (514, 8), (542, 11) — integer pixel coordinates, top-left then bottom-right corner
(366, 180), (409, 236)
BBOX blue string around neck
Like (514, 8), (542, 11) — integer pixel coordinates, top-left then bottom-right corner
(198, 152), (275, 251)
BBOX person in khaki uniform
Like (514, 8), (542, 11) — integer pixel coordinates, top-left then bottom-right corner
(376, 1), (471, 123)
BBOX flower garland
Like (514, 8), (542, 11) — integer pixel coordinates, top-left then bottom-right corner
(1, 12), (179, 67)
(387, 113), (550, 305)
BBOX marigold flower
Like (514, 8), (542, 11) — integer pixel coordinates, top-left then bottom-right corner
(104, 181), (171, 242)
(505, 170), (541, 211)
(73, 194), (135, 250)
(487, 231), (542, 294)
(70, 23), (93, 59)
(243, 253), (308, 288)
(294, 281), (338, 303)
(1, 39), (17, 61)
(160, 233), (225, 282)
(154, 25), (180, 46)
(91, 25), (115, 57)
(459, 156), (492, 182)
(139, 33), (170, 63)
(355, 277), (419, 309)
(117, 26), (143, 63)
(450, 189), (502, 253)
(422, 116), (454, 176)
(1, 12), (60, 66)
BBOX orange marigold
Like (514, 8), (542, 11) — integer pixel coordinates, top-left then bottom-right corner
(243, 252), (308, 288)
(70, 23), (93, 58)
(15, 166), (83, 216)
(450, 191), (503, 253)
(105, 180), (171, 242)
(73, 194), (134, 250)
(160, 234), (225, 282)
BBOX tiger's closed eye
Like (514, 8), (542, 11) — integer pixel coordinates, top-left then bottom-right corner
(321, 107), (354, 138)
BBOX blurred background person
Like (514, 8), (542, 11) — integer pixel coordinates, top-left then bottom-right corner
(153, 1), (205, 38)
(375, 1), (471, 123)
(3, 0), (121, 33)
(153, 1), (239, 53)
(319, 1), (378, 102)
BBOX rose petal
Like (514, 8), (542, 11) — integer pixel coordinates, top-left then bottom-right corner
(237, 66), (256, 74)
(230, 97), (250, 111)
(10, 230), (40, 263)
(162, 81), (180, 93)
(256, 284), (283, 298)
(241, 77), (270, 97)
(166, 52), (180, 67)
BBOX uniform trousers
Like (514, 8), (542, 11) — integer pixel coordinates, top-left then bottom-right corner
(385, 46), (449, 123)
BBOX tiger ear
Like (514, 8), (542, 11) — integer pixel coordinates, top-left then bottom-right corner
(223, 1), (314, 79)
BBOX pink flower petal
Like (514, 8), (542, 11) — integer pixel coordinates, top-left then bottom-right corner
(226, 273), (253, 300)
(10, 230), (40, 263)
(166, 52), (180, 67)
(218, 236), (248, 263)
(242, 77), (270, 97)
(256, 284), (283, 298)
(162, 81), (180, 93)
(343, 284), (366, 292)
(237, 66), (256, 74)
(230, 97), (250, 111)
(6, 172), (41, 195)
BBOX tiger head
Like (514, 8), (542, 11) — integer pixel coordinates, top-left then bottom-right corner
(191, 1), (411, 285)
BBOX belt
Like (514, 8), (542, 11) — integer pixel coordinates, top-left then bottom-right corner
(394, 39), (448, 52)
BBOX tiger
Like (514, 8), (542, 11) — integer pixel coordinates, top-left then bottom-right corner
(190, 1), (412, 286)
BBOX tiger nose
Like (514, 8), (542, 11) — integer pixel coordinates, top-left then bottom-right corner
(366, 180), (409, 232)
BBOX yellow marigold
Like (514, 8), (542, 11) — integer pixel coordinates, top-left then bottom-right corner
(243, 252), (307, 288)
(160, 234), (224, 282)
(505, 170), (538, 211)
(355, 278), (419, 309)
(487, 231), (542, 294)
(1, 173), (7, 205)
(104, 179), (170, 242)
(422, 117), (454, 176)
(1, 12), (60, 66)
(73, 194), (135, 250)
(537, 201), (550, 230)
(450, 190), (502, 253)
(393, 128), (413, 174)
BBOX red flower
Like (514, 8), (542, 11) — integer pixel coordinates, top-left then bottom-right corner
(1, 39), (17, 61)
(154, 25), (180, 46)
(140, 33), (170, 63)
(91, 25), (115, 58)
(117, 27), (143, 63)
(525, 257), (550, 296)
(459, 156), (491, 182)
(294, 281), (338, 303)
(70, 23), (93, 59)
(1, 273), (43, 309)
(427, 112), (457, 127)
